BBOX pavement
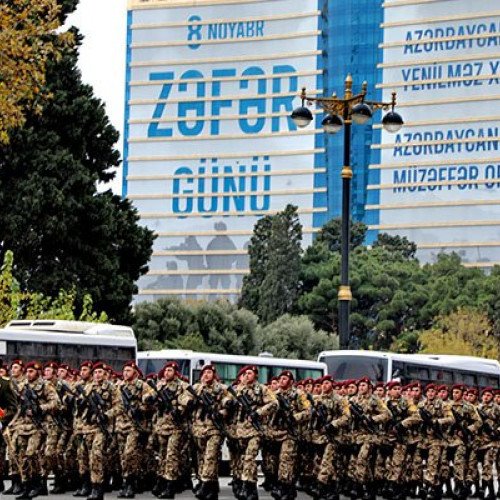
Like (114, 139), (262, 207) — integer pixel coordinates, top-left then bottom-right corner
(0, 478), (310, 499)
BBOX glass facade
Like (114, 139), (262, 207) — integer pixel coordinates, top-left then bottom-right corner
(321, 0), (383, 223)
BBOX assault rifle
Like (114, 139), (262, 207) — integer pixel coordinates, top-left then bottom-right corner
(305, 393), (327, 431)
(349, 402), (378, 434)
(419, 407), (445, 440)
(227, 385), (263, 433)
(478, 408), (499, 440)
(451, 408), (472, 444)
(121, 386), (143, 425)
(387, 400), (409, 442)
(20, 385), (44, 428)
(146, 380), (182, 426)
(186, 385), (227, 436)
(275, 393), (298, 437)
(74, 385), (111, 439)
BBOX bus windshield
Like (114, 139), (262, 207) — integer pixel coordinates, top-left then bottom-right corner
(138, 358), (191, 379)
(319, 354), (387, 382)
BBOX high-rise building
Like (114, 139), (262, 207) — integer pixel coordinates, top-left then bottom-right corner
(124, 0), (499, 303)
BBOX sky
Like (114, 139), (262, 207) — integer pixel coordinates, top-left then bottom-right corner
(67, 0), (128, 194)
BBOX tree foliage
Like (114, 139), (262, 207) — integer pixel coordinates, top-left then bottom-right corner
(315, 218), (367, 253)
(0, 0), (75, 143)
(240, 205), (302, 324)
(0, 250), (107, 326)
(0, 38), (155, 324)
(254, 314), (338, 360)
(419, 308), (498, 359)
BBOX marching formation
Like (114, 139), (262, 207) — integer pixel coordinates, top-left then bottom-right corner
(0, 359), (499, 500)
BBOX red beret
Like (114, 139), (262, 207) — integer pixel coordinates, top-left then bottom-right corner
(357, 376), (372, 386)
(386, 380), (402, 390)
(482, 387), (494, 396)
(466, 387), (478, 396)
(201, 364), (216, 374)
(123, 360), (140, 372)
(494, 389), (500, 396)
(313, 378), (323, 386)
(452, 384), (466, 392)
(80, 360), (93, 369)
(243, 365), (259, 375)
(437, 385), (449, 392)
(10, 359), (24, 369)
(25, 361), (43, 371)
(92, 361), (106, 372)
(44, 361), (58, 370)
(163, 361), (180, 372)
(425, 383), (437, 392)
(146, 373), (157, 380)
(303, 378), (313, 385)
(278, 370), (294, 381)
(71, 368), (79, 377)
(58, 364), (70, 371)
(346, 379), (358, 387)
(270, 376), (279, 382)
(322, 375), (334, 383)
(375, 382), (385, 389)
(408, 381), (422, 390)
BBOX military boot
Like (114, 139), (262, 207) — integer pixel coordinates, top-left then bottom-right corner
(242, 481), (259, 500)
(157, 480), (175, 499)
(152, 477), (165, 497)
(231, 478), (243, 499)
(87, 483), (104, 500)
(27, 476), (44, 498)
(484, 480), (496, 500)
(15, 481), (33, 500)
(5, 475), (22, 495)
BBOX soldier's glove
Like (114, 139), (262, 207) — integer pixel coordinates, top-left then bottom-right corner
(131, 408), (142, 421)
(394, 422), (406, 435)
(145, 395), (155, 405)
(224, 400), (238, 411)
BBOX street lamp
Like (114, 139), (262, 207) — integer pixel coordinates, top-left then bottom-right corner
(291, 74), (403, 350)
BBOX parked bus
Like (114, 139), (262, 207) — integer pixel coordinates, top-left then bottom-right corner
(317, 350), (500, 388)
(0, 320), (137, 371)
(138, 349), (327, 385)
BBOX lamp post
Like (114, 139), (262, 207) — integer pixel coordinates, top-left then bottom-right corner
(291, 74), (404, 350)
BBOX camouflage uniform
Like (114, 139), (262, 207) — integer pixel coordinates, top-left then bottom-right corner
(228, 378), (277, 500)
(417, 396), (454, 496)
(10, 374), (58, 496)
(0, 375), (18, 491)
(79, 378), (116, 499)
(111, 377), (155, 497)
(153, 375), (191, 498)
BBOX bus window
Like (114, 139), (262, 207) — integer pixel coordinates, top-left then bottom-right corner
(297, 368), (324, 380)
(433, 370), (453, 383)
(320, 355), (387, 382)
(408, 365), (430, 381)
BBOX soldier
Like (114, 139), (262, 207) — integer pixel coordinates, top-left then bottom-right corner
(268, 370), (310, 500)
(10, 361), (58, 499)
(113, 360), (155, 499)
(152, 361), (191, 499)
(447, 384), (482, 499)
(314, 375), (350, 500)
(227, 365), (278, 500)
(418, 383), (455, 500)
(73, 360), (94, 498)
(349, 376), (390, 500)
(0, 359), (17, 492)
(4, 359), (27, 496)
(189, 364), (227, 500)
(476, 387), (500, 499)
(78, 361), (116, 500)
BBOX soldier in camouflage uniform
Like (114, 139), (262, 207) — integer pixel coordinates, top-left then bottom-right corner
(189, 364), (227, 500)
(10, 361), (58, 499)
(476, 387), (500, 499)
(112, 360), (155, 499)
(4, 359), (26, 496)
(313, 375), (350, 500)
(152, 361), (191, 499)
(0, 359), (17, 492)
(417, 383), (455, 500)
(78, 361), (116, 500)
(226, 365), (278, 500)
(349, 376), (390, 500)
(267, 370), (310, 500)
(445, 383), (482, 499)
(383, 380), (421, 500)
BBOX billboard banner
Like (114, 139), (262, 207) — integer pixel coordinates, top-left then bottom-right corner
(124, 0), (325, 300)
(368, 0), (500, 267)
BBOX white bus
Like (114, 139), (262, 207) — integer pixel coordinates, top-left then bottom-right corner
(317, 350), (500, 389)
(138, 349), (327, 385)
(0, 320), (137, 371)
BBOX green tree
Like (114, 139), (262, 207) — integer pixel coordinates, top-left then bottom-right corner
(0, 35), (154, 324)
(373, 233), (417, 260)
(133, 298), (259, 354)
(240, 205), (302, 324)
(255, 314), (338, 360)
(418, 308), (498, 359)
(315, 218), (367, 253)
